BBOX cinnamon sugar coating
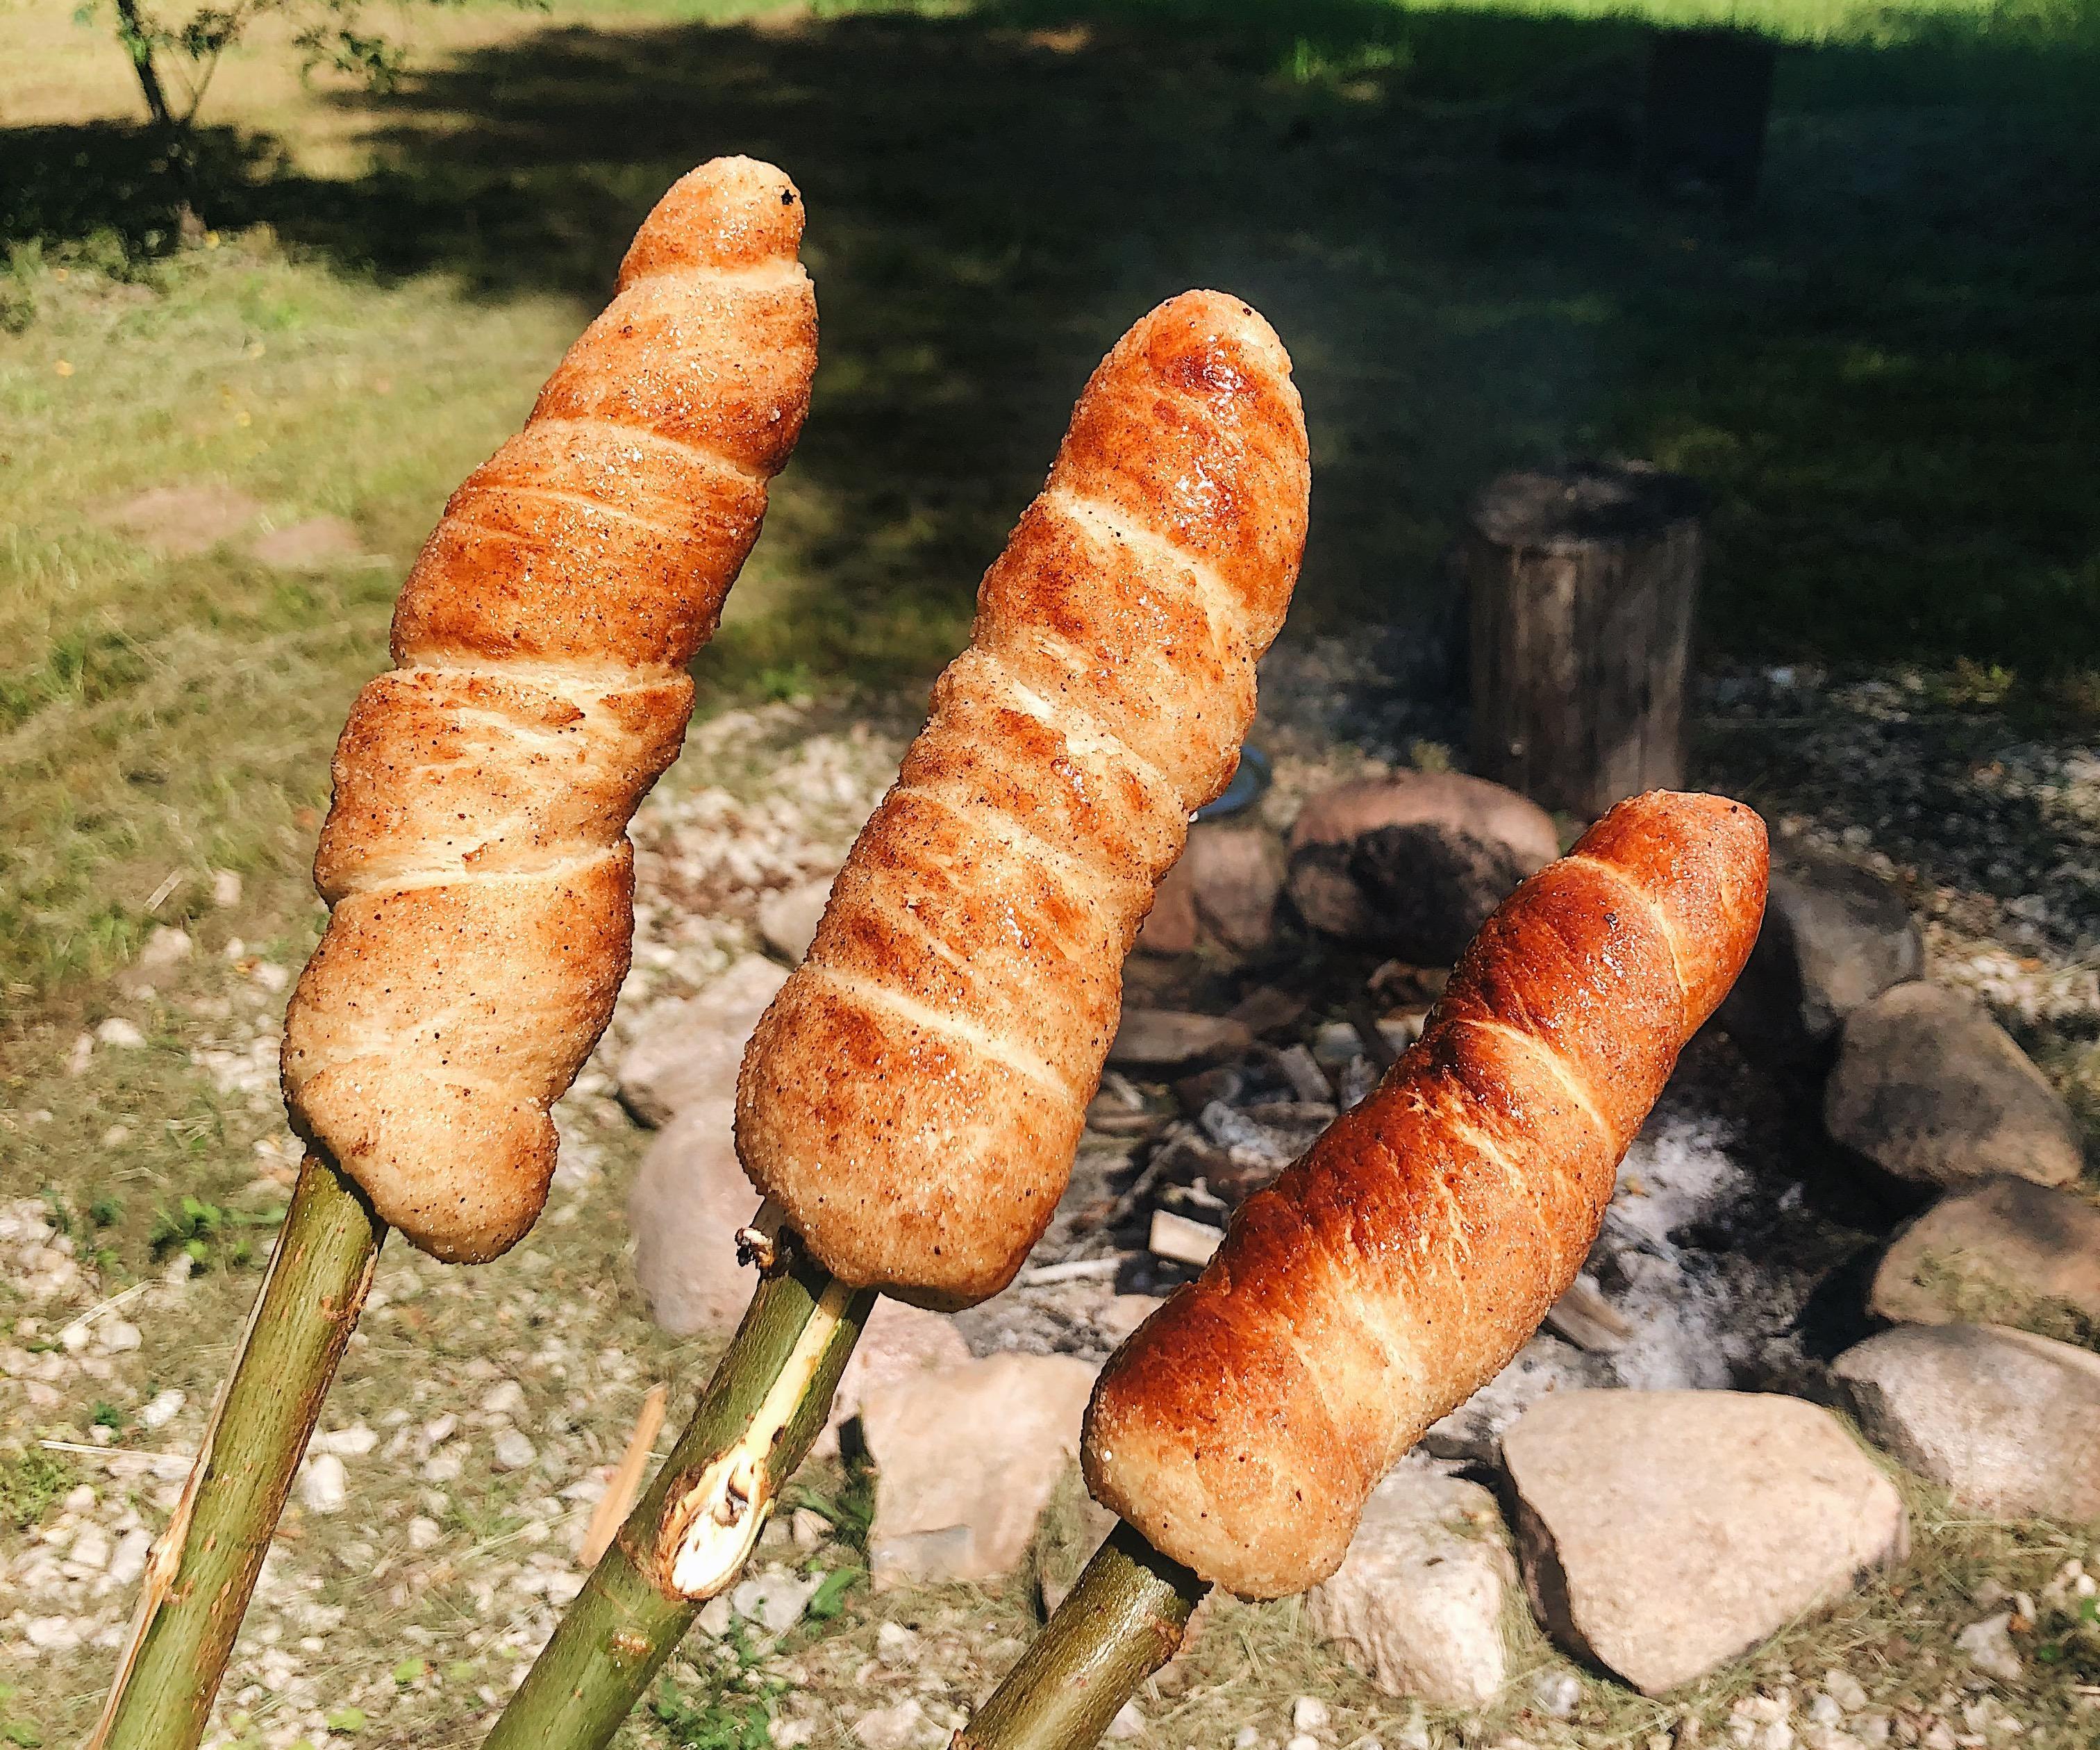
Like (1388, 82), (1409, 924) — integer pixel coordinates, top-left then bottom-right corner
(283, 158), (817, 1261)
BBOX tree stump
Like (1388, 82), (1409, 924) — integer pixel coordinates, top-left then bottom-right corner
(1465, 461), (1706, 819)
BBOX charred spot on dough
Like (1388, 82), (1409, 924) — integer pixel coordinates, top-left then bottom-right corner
(1165, 344), (1251, 399)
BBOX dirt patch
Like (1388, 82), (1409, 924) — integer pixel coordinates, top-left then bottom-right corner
(99, 484), (264, 556)
(246, 515), (369, 571)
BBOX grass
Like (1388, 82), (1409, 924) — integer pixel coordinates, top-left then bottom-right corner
(2, 0), (2098, 1742)
(0, 1447), (79, 1530)
(1908, 1251), (2100, 1353)
(732, 1414), (2100, 1750)
(5, 0), (2099, 1010)
(1, 0), (2090, 1390)
(1014, 1438), (2100, 1750)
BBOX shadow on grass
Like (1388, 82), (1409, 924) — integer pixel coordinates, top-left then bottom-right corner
(8, 0), (2099, 699)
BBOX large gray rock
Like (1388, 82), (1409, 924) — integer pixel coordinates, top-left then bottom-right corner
(1833, 1324), (2100, 1522)
(1307, 1467), (1515, 1706)
(1139, 825), (1287, 957)
(815, 1296), (973, 1458)
(1872, 1177), (2100, 1340)
(1717, 843), (1922, 1064)
(860, 1354), (1096, 1587)
(1192, 823), (1285, 949)
(1135, 859), (1201, 956)
(1286, 772), (1558, 964)
(759, 876), (836, 964)
(1190, 826), (1286, 950)
(1825, 984), (2083, 1190)
(617, 956), (788, 1126)
(626, 1099), (762, 1335)
(1501, 1390), (1907, 1695)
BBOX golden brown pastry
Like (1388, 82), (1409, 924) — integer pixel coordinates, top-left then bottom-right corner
(1084, 791), (1769, 1598)
(282, 158), (817, 1262)
(736, 292), (1311, 1309)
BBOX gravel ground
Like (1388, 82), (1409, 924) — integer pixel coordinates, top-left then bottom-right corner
(3, 649), (2097, 1747)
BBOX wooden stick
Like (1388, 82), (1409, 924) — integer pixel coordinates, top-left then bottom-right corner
(955, 1521), (1209, 1750)
(483, 1228), (875, 1750)
(581, 1383), (668, 1568)
(90, 1153), (385, 1750)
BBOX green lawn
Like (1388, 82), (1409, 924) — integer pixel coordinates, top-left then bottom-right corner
(3, 7), (2098, 1744)
(3, 0), (2097, 1006)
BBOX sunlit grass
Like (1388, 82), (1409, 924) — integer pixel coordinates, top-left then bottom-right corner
(3, 0), (2095, 1009)
(0, 238), (572, 995)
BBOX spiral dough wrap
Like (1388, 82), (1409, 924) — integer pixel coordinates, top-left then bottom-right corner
(737, 292), (1312, 1310)
(1083, 790), (1769, 1599)
(282, 158), (817, 1262)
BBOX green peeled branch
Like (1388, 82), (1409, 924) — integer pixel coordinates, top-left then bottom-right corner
(956, 1521), (1209, 1750)
(90, 1153), (386, 1750)
(483, 1224), (875, 1750)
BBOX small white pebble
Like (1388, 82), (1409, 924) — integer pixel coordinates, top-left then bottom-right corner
(490, 1428), (537, 1472)
(1292, 1699), (1331, 1737)
(311, 1422), (378, 1458)
(1109, 1704), (1147, 1742)
(1824, 1672), (1868, 1714)
(97, 1017), (147, 1049)
(69, 1524), (112, 1572)
(480, 1380), (527, 1419)
(102, 1124), (131, 1147)
(212, 869), (244, 908)
(299, 1453), (348, 1514)
(407, 1516), (443, 1551)
(108, 1527), (153, 1588)
(142, 1388), (187, 1430)
(141, 926), (192, 969)
(100, 1319), (143, 1353)
(730, 1567), (816, 1635)
(1956, 1612), (2022, 1683)
(1533, 1669), (1581, 1719)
